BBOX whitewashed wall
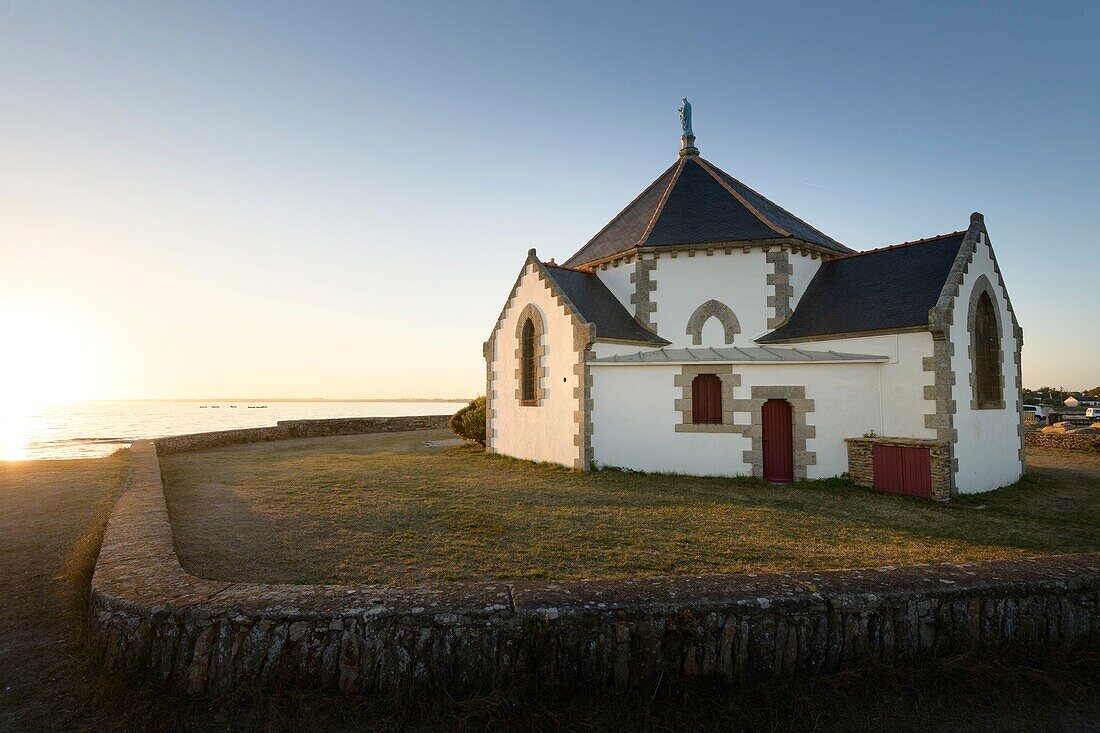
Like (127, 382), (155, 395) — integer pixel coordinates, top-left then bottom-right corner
(591, 361), (885, 479)
(595, 259), (634, 312)
(590, 364), (749, 475)
(490, 263), (581, 467)
(789, 250), (822, 308)
(652, 250), (770, 345)
(777, 333), (937, 439)
(950, 236), (1023, 493)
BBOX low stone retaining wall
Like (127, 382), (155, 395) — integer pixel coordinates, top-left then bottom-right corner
(1026, 431), (1100, 452)
(90, 440), (1100, 695)
(153, 415), (450, 454)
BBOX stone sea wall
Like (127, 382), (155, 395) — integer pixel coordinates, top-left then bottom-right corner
(153, 414), (451, 454)
(1025, 431), (1100, 452)
(90, 440), (1100, 695)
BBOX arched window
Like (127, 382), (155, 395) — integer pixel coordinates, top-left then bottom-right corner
(973, 291), (1002, 407)
(691, 374), (723, 424)
(520, 318), (537, 403)
(514, 303), (545, 406)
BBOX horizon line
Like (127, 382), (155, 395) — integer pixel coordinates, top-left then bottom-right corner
(45, 397), (476, 404)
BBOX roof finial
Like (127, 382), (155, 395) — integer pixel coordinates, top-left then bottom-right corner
(678, 98), (698, 157)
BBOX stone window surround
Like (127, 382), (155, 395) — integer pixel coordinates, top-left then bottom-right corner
(685, 299), (741, 345)
(967, 274), (1006, 410)
(673, 369), (816, 480)
(513, 303), (547, 406)
(674, 365), (744, 433)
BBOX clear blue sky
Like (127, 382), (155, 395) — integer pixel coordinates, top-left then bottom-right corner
(1, 1), (1096, 400)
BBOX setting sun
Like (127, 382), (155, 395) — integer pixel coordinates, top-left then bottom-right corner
(0, 303), (101, 460)
(0, 302), (98, 407)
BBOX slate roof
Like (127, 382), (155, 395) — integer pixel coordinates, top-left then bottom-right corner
(591, 346), (888, 364)
(541, 264), (669, 345)
(757, 232), (968, 344)
(563, 156), (851, 266)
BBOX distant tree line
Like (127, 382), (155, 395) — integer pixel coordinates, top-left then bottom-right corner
(1024, 387), (1100, 404)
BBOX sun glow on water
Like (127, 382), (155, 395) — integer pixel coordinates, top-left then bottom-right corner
(0, 302), (100, 460)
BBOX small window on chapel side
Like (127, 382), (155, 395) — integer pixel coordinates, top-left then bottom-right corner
(973, 291), (1003, 408)
(691, 374), (722, 424)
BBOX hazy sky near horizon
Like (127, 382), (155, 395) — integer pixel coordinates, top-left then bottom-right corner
(1, 1), (1097, 401)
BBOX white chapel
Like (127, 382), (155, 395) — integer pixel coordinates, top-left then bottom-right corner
(484, 103), (1023, 497)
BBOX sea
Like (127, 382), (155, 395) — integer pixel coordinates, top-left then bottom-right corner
(1, 400), (468, 461)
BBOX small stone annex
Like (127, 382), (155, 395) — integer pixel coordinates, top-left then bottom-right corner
(484, 103), (1024, 497)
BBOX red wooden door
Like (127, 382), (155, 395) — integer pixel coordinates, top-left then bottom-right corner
(761, 399), (794, 483)
(872, 445), (932, 498)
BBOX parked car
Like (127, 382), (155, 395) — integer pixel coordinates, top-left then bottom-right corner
(1086, 407), (1100, 420)
(1023, 405), (1052, 423)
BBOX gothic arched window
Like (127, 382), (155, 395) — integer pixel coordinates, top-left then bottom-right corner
(514, 304), (545, 406)
(972, 290), (1003, 408)
(521, 318), (537, 404)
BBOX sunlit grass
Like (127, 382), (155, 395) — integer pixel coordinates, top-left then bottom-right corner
(160, 432), (1100, 586)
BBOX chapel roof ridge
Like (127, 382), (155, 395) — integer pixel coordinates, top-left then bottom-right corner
(831, 229), (968, 261)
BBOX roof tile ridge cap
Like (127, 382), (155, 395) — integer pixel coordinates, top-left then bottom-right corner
(636, 157), (687, 246)
(565, 159), (683, 265)
(831, 230), (968, 261)
(692, 157), (790, 238)
(544, 262), (592, 273)
(701, 158), (854, 251)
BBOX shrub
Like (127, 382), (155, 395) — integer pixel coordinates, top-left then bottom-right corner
(450, 396), (487, 446)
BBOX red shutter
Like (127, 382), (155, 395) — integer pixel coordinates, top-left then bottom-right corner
(691, 374), (722, 424)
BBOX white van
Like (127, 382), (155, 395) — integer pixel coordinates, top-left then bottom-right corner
(1023, 405), (1051, 423)
(1086, 406), (1100, 420)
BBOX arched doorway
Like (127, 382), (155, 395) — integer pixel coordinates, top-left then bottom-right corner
(761, 399), (794, 483)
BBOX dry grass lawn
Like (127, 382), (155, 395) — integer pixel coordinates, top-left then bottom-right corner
(1, 445), (1098, 731)
(161, 431), (1100, 585)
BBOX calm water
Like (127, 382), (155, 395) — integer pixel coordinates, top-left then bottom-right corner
(1, 400), (467, 461)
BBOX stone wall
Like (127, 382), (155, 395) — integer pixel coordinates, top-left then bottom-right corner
(1025, 431), (1100, 453)
(845, 437), (953, 500)
(153, 415), (451, 455)
(91, 441), (1100, 695)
